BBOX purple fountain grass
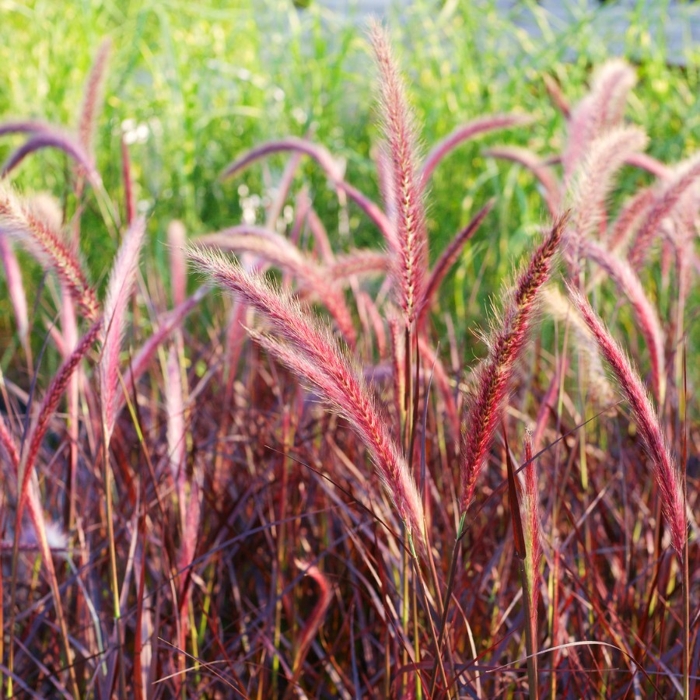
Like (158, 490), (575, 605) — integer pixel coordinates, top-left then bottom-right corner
(225, 298), (248, 386)
(628, 152), (700, 269)
(288, 188), (310, 247)
(165, 346), (186, 486)
(389, 314), (406, 423)
(0, 42), (111, 189)
(4, 362), (81, 697)
(608, 187), (656, 252)
(100, 217), (147, 441)
(30, 192), (64, 230)
(420, 113), (531, 183)
(0, 235), (29, 354)
(168, 220), (188, 308)
(417, 200), (493, 332)
(78, 39), (112, 156)
(221, 136), (394, 244)
(302, 194), (335, 264)
(563, 59), (636, 181)
(357, 290), (388, 358)
(520, 429), (541, 698)
(373, 144), (397, 230)
(585, 59), (637, 131)
(543, 73), (571, 118)
(370, 20), (427, 327)
(268, 153), (306, 230)
(0, 184), (99, 321)
(487, 67), (647, 230)
(17, 319), (102, 536)
(569, 126), (648, 242)
(567, 285), (686, 555)
(668, 200), (697, 315)
(60, 288), (80, 529)
(460, 215), (565, 514)
(165, 344), (201, 620)
(117, 285), (208, 417)
(196, 227), (357, 346)
(222, 135), (343, 182)
(188, 247), (425, 542)
(566, 127), (648, 283)
(1, 127), (99, 185)
(585, 240), (666, 403)
(626, 152), (671, 180)
(290, 561), (333, 678)
(0, 416), (19, 474)
(0, 119), (54, 137)
(176, 470), (201, 637)
(542, 286), (615, 408)
(22, 475), (79, 696)
(2, 361), (82, 696)
(196, 226), (308, 268)
(121, 134), (136, 225)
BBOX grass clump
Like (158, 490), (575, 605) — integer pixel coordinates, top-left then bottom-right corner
(0, 3), (698, 698)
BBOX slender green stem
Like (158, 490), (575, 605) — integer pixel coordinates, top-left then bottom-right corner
(520, 562), (539, 700)
(412, 563), (422, 700)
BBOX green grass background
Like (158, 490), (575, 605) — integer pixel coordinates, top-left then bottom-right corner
(1, 0), (698, 344)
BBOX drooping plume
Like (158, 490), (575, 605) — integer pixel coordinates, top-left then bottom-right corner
(0, 184), (99, 320)
(567, 285), (686, 555)
(628, 152), (700, 269)
(584, 240), (666, 403)
(100, 217), (147, 440)
(563, 59), (637, 181)
(78, 39), (112, 156)
(370, 20), (428, 328)
(189, 247), (425, 541)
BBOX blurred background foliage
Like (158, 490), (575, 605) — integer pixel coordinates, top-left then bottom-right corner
(0, 0), (698, 339)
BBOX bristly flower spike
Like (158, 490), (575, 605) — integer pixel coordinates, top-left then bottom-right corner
(567, 285), (686, 555)
(100, 217), (147, 441)
(0, 184), (99, 321)
(460, 215), (566, 514)
(188, 247), (425, 543)
(78, 39), (112, 156)
(369, 20), (428, 328)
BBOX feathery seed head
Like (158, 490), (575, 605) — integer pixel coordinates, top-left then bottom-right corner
(563, 59), (637, 180)
(189, 247), (425, 541)
(567, 285), (686, 554)
(585, 240), (666, 403)
(370, 21), (428, 327)
(0, 184), (99, 320)
(459, 216), (565, 514)
(168, 220), (188, 308)
(629, 152), (700, 269)
(542, 286), (615, 408)
(79, 39), (112, 155)
(100, 217), (147, 439)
